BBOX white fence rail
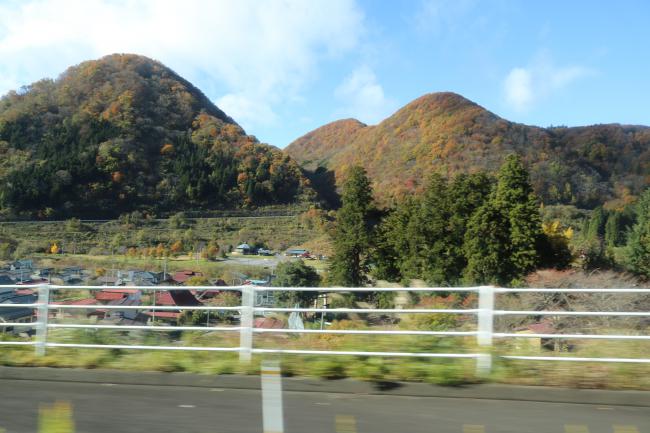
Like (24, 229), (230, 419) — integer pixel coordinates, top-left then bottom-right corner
(0, 284), (649, 374)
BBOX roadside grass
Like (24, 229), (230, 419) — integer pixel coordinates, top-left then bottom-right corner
(1, 327), (648, 389)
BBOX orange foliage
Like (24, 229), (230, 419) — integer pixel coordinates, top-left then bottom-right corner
(160, 143), (175, 155)
(111, 171), (124, 183)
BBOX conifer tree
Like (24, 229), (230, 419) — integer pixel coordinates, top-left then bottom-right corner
(464, 155), (541, 285)
(604, 211), (622, 248)
(626, 188), (650, 278)
(329, 166), (374, 287)
(587, 206), (606, 241)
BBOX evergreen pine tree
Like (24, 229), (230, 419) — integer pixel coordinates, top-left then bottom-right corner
(418, 174), (454, 284)
(329, 166), (375, 287)
(626, 188), (650, 278)
(605, 211), (622, 248)
(464, 155), (542, 285)
(587, 206), (606, 241)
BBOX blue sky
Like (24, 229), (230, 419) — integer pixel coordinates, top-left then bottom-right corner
(0, 0), (648, 148)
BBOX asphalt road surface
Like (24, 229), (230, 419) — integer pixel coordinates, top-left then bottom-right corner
(0, 379), (647, 433)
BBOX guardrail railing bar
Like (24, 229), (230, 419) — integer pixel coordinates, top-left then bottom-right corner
(0, 322), (36, 327)
(501, 355), (650, 363)
(252, 329), (476, 336)
(495, 288), (650, 293)
(251, 348), (482, 358)
(254, 307), (478, 314)
(47, 324), (243, 331)
(1, 284), (648, 373)
(494, 333), (650, 340)
(493, 310), (649, 316)
(45, 305), (243, 311)
(0, 341), (36, 346)
(252, 286), (485, 292)
(45, 343), (241, 352)
(0, 284), (246, 291)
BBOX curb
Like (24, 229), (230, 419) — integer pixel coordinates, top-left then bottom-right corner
(0, 366), (648, 407)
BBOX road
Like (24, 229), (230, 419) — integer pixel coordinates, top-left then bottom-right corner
(0, 379), (648, 433)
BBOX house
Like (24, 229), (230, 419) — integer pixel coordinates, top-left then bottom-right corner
(52, 298), (98, 319)
(172, 270), (203, 285)
(10, 260), (33, 271)
(95, 297), (142, 321)
(233, 243), (253, 255)
(97, 275), (119, 286)
(0, 275), (15, 286)
(95, 289), (139, 303)
(61, 267), (85, 284)
(145, 290), (203, 324)
(0, 292), (36, 333)
(142, 310), (182, 324)
(118, 270), (159, 286)
(134, 271), (159, 285)
(285, 249), (308, 257)
(38, 268), (53, 278)
(17, 278), (48, 285)
(0, 288), (17, 302)
(244, 278), (275, 307)
(7, 268), (32, 283)
(153, 290), (202, 307)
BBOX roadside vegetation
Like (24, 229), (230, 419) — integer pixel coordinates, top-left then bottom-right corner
(0, 156), (648, 391)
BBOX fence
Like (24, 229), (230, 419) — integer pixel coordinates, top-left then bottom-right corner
(1, 284), (649, 374)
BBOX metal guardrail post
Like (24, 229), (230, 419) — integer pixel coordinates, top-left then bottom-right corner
(35, 284), (50, 356)
(239, 285), (254, 362)
(476, 285), (495, 375)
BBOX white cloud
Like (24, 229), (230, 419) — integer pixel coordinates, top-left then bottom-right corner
(503, 52), (593, 112)
(0, 0), (365, 131)
(334, 65), (396, 124)
(504, 68), (533, 112)
(216, 93), (277, 128)
(414, 0), (476, 34)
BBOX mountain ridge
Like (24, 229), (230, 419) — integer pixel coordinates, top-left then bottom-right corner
(286, 92), (650, 208)
(0, 54), (312, 219)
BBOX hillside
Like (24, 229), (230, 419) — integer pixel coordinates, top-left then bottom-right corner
(0, 54), (312, 219)
(286, 92), (650, 208)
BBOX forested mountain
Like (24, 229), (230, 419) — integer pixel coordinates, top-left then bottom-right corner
(287, 92), (650, 209)
(0, 54), (312, 219)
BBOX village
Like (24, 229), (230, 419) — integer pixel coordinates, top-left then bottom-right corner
(0, 244), (326, 335)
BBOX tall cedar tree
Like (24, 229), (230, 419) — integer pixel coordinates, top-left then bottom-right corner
(626, 188), (650, 278)
(464, 155), (542, 285)
(329, 166), (374, 287)
(372, 172), (491, 285)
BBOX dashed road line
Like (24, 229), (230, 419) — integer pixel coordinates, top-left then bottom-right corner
(565, 425), (589, 433)
(336, 415), (357, 433)
(613, 426), (639, 433)
(463, 425), (485, 433)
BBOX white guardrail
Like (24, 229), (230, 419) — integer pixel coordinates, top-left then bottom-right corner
(0, 284), (649, 374)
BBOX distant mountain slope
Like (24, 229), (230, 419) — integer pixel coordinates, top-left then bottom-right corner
(0, 54), (312, 219)
(286, 92), (650, 208)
